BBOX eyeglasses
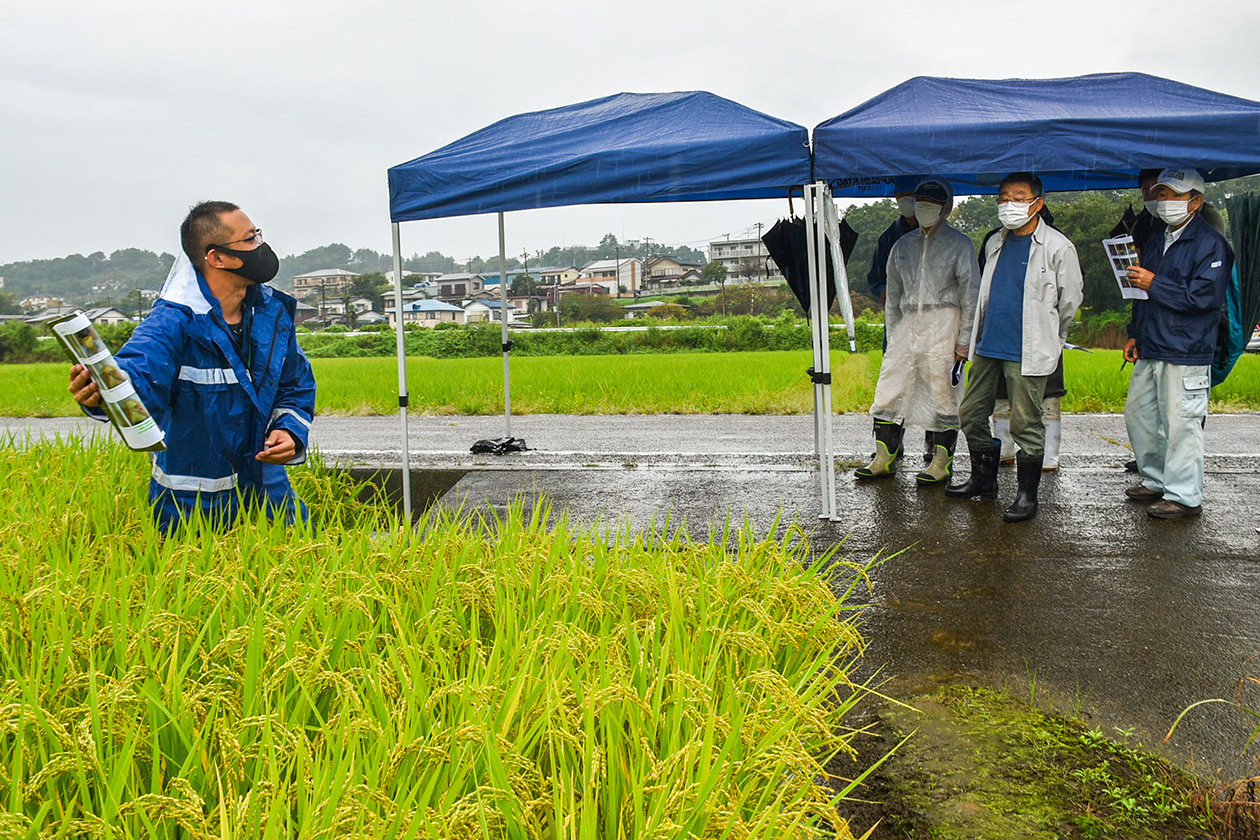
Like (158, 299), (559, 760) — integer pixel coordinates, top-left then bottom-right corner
(996, 196), (1041, 205)
(206, 229), (263, 253)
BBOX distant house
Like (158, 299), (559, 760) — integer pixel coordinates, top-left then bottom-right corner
(83, 307), (132, 326)
(388, 299), (467, 328)
(536, 265), (581, 286)
(621, 301), (662, 319)
(644, 256), (704, 290)
(357, 310), (388, 325)
(20, 295), (64, 312)
(463, 298), (515, 324)
(293, 301), (320, 325)
(385, 269), (443, 285)
(293, 268), (359, 300)
(435, 273), (486, 302)
(708, 236), (784, 283)
(578, 258), (642, 295)
(510, 293), (549, 315)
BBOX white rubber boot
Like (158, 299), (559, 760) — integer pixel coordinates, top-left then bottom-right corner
(993, 410), (1016, 466)
(1042, 397), (1062, 471)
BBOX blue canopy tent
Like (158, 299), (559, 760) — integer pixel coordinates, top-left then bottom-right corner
(813, 72), (1260, 197)
(385, 92), (839, 519)
(389, 91), (811, 219)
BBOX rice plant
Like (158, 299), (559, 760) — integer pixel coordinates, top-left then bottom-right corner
(6, 352), (1258, 417)
(0, 438), (881, 839)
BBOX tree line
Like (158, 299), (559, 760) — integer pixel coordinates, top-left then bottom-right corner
(0, 234), (707, 315)
(3, 175), (1255, 317)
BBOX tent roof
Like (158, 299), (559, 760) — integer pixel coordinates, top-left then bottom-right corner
(388, 91), (811, 222)
(813, 73), (1260, 197)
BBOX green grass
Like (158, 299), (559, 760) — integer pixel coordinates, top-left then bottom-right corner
(0, 438), (882, 839)
(4, 350), (1258, 417)
(854, 686), (1219, 839)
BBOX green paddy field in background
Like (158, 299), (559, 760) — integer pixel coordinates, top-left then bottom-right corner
(2, 350), (1257, 417)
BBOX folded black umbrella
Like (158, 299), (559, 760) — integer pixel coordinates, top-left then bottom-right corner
(761, 217), (858, 313)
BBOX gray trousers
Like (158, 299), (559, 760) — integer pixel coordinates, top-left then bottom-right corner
(959, 355), (1048, 455)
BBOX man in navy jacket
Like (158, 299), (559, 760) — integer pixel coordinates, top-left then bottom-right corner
(69, 201), (317, 532)
(1122, 168), (1233, 519)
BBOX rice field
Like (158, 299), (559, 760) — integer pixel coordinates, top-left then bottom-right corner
(0, 438), (883, 839)
(2, 350), (1256, 417)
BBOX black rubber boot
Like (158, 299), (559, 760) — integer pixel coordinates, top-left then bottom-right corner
(945, 439), (1000, 499)
(1002, 452), (1044, 522)
(916, 430), (958, 485)
(855, 420), (904, 480)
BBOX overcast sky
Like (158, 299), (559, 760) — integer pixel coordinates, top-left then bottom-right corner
(5, 0), (1260, 268)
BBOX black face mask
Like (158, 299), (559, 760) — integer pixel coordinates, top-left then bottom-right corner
(214, 241), (280, 284)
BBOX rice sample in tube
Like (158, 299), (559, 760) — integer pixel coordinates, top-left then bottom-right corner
(50, 311), (165, 452)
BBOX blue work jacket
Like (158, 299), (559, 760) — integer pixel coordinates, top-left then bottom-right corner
(1129, 213), (1234, 366)
(90, 257), (316, 531)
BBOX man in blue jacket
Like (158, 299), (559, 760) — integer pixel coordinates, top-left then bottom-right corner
(1122, 168), (1233, 519)
(69, 201), (317, 532)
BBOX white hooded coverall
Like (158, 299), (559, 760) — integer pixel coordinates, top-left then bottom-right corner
(870, 220), (981, 431)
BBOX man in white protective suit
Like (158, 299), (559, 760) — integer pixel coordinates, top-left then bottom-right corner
(856, 178), (981, 485)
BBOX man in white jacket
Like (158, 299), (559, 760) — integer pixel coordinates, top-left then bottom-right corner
(946, 173), (1083, 522)
(856, 178), (980, 485)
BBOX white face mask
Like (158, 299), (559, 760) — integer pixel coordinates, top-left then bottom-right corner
(914, 202), (943, 229)
(1143, 199), (1160, 217)
(897, 196), (917, 218)
(1156, 198), (1193, 227)
(998, 200), (1036, 231)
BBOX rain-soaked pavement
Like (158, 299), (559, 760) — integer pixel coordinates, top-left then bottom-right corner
(6, 412), (1260, 779)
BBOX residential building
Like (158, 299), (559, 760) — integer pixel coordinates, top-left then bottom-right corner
(387, 299), (467, 328)
(578, 258), (642, 294)
(84, 306), (132, 326)
(644, 256), (704, 291)
(708, 236), (783, 284)
(536, 266), (581, 286)
(28, 305), (131, 327)
(385, 269), (443, 285)
(293, 268), (359, 300)
(316, 296), (379, 326)
(293, 301), (320, 325)
(20, 295), (64, 312)
(435, 273), (485, 302)
(621, 301), (662, 319)
(464, 298), (515, 324)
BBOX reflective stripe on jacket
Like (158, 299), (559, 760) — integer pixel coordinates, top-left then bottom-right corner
(89, 255), (316, 529)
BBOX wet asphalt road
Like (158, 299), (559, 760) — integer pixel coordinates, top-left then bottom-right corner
(6, 412), (1260, 778)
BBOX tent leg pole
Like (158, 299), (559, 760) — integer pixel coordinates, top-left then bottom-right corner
(817, 183), (839, 521)
(498, 212), (512, 438)
(816, 185), (836, 521)
(803, 184), (830, 520)
(391, 222), (412, 524)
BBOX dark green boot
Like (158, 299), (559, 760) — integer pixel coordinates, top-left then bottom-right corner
(855, 420), (904, 480)
(916, 430), (958, 485)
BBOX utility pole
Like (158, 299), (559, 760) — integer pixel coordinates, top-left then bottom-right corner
(755, 222), (765, 284)
(614, 245), (621, 298)
(643, 237), (652, 296)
